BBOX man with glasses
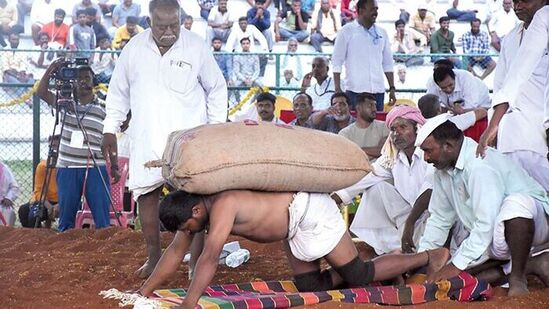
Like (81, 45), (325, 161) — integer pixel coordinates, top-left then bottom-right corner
(332, 0), (396, 111)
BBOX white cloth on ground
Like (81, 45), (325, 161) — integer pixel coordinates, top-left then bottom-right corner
(287, 192), (346, 262)
(102, 27), (228, 193)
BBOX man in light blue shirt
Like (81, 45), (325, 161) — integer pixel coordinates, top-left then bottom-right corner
(416, 114), (549, 297)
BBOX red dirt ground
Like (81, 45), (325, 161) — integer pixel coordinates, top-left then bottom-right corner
(0, 226), (548, 309)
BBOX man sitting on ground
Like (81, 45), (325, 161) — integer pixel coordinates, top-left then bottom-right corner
(138, 189), (451, 309)
(416, 115), (549, 295)
(290, 92), (313, 127)
(311, 92), (355, 134)
(332, 105), (433, 255)
(338, 93), (389, 162)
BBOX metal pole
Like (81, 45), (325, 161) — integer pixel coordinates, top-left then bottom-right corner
(275, 54), (280, 95)
(32, 93), (40, 187)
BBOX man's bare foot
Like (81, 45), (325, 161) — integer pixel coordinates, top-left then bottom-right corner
(135, 259), (159, 279)
(508, 275), (529, 297)
(528, 252), (549, 286)
(426, 248), (450, 276)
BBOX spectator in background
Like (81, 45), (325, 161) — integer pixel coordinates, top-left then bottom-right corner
(212, 37), (236, 101)
(339, 93), (389, 161)
(0, 160), (19, 226)
(392, 19), (426, 67)
(0, 0), (23, 48)
(427, 66), (491, 113)
(301, 56), (335, 110)
(29, 32), (58, 78)
(225, 17), (268, 52)
(1, 32), (34, 96)
(183, 15), (193, 31)
(30, 0), (57, 45)
(92, 36), (116, 83)
(430, 16), (462, 69)
(68, 10), (96, 61)
(341, 0), (357, 25)
(300, 0), (316, 15)
(41, 9), (69, 49)
(409, 4), (435, 43)
(18, 134), (60, 228)
(207, 0), (233, 43)
(98, 0), (117, 16)
(112, 0), (141, 29)
(461, 18), (497, 80)
(279, 67), (300, 100)
(447, 0), (477, 22)
(488, 0), (519, 51)
(198, 0), (218, 20)
(247, 0), (274, 52)
(72, 0), (103, 25)
(332, 0), (396, 111)
(274, 0), (309, 42)
(233, 37), (261, 89)
(310, 0), (340, 53)
(395, 65), (408, 88)
(311, 92), (355, 134)
(112, 16), (143, 49)
(86, 7), (109, 47)
(256, 91), (285, 123)
(290, 92), (313, 127)
(281, 38), (303, 81)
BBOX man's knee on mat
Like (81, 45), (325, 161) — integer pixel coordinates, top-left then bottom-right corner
(294, 270), (333, 291)
(335, 256), (375, 287)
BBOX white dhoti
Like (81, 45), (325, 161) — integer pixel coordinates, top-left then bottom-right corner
(505, 151), (549, 191)
(287, 192), (347, 262)
(350, 182), (428, 255)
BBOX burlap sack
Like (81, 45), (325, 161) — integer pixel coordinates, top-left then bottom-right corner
(153, 120), (372, 194)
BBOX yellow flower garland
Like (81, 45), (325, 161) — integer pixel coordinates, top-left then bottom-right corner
(228, 86), (270, 116)
(0, 81), (40, 108)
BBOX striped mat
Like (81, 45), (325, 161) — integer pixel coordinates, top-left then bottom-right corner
(151, 271), (492, 308)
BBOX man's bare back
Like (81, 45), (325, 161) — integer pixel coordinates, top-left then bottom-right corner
(206, 190), (296, 243)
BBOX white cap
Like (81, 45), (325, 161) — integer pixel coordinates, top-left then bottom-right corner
(418, 4), (428, 10)
(415, 113), (455, 147)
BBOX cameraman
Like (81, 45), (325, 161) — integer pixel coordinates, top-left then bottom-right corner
(36, 58), (114, 231)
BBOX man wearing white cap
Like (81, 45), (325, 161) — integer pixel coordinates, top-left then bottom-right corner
(331, 105), (434, 255)
(417, 114), (549, 296)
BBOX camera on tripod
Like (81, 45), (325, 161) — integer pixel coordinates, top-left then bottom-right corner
(53, 57), (89, 81)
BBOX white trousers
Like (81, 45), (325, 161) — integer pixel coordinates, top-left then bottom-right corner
(350, 182), (428, 255)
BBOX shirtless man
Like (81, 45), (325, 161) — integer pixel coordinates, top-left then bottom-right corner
(139, 190), (450, 309)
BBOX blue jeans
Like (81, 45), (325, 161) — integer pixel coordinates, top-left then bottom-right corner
(346, 91), (385, 111)
(279, 28), (309, 42)
(446, 8), (476, 22)
(57, 166), (111, 231)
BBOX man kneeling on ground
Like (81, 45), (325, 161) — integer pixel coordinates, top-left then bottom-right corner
(138, 190), (450, 309)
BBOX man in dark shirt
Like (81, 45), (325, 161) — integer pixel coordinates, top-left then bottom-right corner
(430, 16), (462, 69)
(274, 0), (309, 42)
(85, 7), (108, 47)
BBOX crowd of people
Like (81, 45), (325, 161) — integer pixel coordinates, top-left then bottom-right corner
(0, 1), (548, 308)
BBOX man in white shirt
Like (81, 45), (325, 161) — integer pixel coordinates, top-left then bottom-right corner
(207, 0), (233, 43)
(488, 0), (519, 51)
(331, 105), (432, 255)
(102, 0), (227, 279)
(339, 93), (389, 161)
(427, 66), (491, 113)
(418, 93), (487, 131)
(477, 2), (548, 191)
(30, 0), (57, 45)
(332, 0), (396, 111)
(417, 115), (549, 296)
(225, 16), (268, 52)
(300, 57), (336, 110)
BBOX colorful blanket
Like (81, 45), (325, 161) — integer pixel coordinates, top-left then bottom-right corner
(151, 272), (492, 308)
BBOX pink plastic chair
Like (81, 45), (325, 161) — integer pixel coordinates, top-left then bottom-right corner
(75, 157), (135, 228)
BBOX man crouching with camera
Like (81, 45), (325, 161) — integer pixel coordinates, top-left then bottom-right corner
(36, 58), (118, 231)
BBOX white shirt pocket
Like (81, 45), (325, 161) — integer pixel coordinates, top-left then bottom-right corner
(164, 60), (194, 95)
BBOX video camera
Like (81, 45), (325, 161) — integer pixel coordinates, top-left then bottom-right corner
(53, 57), (89, 81)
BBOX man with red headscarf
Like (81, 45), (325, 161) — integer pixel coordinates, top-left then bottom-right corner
(331, 105), (433, 255)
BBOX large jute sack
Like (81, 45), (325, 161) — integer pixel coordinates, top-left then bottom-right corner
(151, 120), (371, 194)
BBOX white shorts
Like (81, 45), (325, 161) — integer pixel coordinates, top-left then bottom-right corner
(287, 192), (347, 262)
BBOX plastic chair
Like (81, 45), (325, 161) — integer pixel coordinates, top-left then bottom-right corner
(75, 157), (135, 228)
